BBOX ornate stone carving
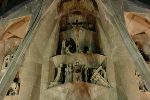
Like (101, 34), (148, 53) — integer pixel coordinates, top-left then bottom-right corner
(135, 71), (148, 92)
(2, 54), (13, 69)
(0, 54), (14, 78)
(6, 73), (20, 96)
(90, 66), (110, 87)
(49, 61), (110, 88)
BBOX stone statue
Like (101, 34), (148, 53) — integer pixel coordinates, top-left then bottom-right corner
(135, 71), (148, 92)
(0, 54), (14, 78)
(66, 45), (72, 54)
(49, 64), (63, 87)
(7, 73), (20, 96)
(61, 39), (74, 54)
(65, 64), (73, 82)
(61, 40), (66, 54)
(91, 66), (110, 87)
(7, 82), (20, 96)
(2, 55), (12, 69)
(72, 62), (83, 82)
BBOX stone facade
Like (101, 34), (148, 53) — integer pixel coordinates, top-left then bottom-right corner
(0, 0), (149, 100)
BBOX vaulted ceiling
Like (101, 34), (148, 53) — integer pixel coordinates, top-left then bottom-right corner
(0, 0), (149, 16)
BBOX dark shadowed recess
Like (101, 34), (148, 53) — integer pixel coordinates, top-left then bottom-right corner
(137, 0), (150, 5)
(130, 0), (150, 8)
(0, 0), (31, 16)
(0, 0), (149, 16)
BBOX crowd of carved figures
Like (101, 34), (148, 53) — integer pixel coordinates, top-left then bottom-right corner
(49, 62), (110, 88)
(57, 13), (100, 55)
(50, 0), (109, 88)
(0, 0), (149, 99)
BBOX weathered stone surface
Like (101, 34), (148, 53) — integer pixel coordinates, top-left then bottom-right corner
(0, 0), (150, 100)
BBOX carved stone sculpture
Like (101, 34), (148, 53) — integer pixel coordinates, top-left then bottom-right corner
(91, 66), (110, 87)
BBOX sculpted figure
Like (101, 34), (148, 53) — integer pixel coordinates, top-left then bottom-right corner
(0, 54), (14, 78)
(2, 55), (11, 69)
(7, 73), (20, 96)
(61, 40), (66, 54)
(65, 64), (73, 82)
(135, 71), (148, 92)
(49, 64), (63, 87)
(7, 82), (19, 96)
(65, 45), (72, 54)
(7, 83), (17, 96)
(61, 38), (76, 54)
(91, 66), (110, 87)
(72, 62), (83, 82)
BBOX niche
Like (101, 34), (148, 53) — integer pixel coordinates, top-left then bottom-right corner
(57, 12), (100, 55)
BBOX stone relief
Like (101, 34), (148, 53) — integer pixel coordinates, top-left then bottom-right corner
(0, 54), (14, 78)
(61, 38), (76, 54)
(57, 11), (100, 55)
(49, 61), (110, 88)
(2, 54), (14, 69)
(0, 54), (20, 96)
(0, 16), (30, 97)
(6, 73), (20, 96)
(50, 0), (109, 89)
(135, 71), (148, 92)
